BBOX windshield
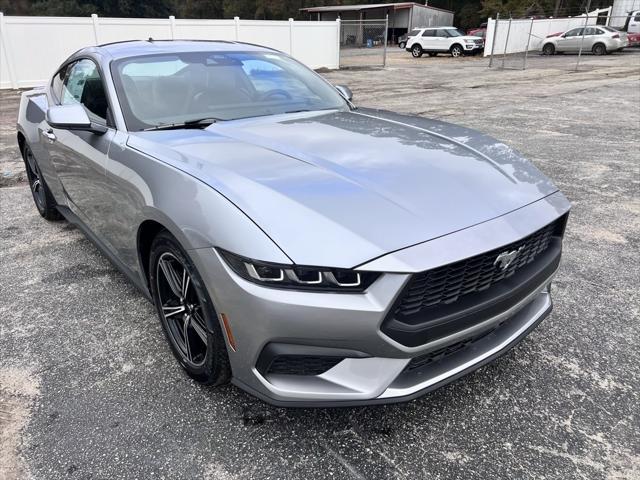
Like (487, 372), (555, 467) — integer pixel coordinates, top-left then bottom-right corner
(111, 51), (349, 131)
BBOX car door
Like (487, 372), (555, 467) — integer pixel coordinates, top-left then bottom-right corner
(435, 29), (451, 51)
(420, 29), (436, 50)
(582, 27), (599, 50)
(558, 28), (583, 51)
(43, 58), (116, 234)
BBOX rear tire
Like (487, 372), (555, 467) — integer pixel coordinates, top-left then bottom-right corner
(542, 43), (555, 55)
(149, 231), (231, 386)
(21, 143), (62, 221)
(450, 44), (463, 57)
(399, 41), (406, 49)
(411, 44), (423, 58)
(592, 43), (606, 55)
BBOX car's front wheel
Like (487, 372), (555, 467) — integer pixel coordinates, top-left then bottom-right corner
(22, 143), (62, 221)
(411, 44), (423, 57)
(149, 231), (231, 385)
(399, 41), (406, 49)
(450, 44), (463, 57)
(542, 43), (555, 55)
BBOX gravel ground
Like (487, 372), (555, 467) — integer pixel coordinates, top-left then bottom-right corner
(1, 50), (639, 480)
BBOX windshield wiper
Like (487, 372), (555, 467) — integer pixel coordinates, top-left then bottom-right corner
(143, 117), (222, 131)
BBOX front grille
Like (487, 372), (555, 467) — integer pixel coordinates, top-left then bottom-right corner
(396, 220), (560, 318)
(266, 355), (342, 376)
(474, 39), (484, 45)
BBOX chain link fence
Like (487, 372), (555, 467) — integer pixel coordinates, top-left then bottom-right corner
(339, 18), (388, 69)
(487, 11), (638, 71)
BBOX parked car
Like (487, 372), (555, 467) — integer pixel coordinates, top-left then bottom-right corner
(17, 40), (570, 407)
(406, 27), (484, 58)
(541, 26), (628, 55)
(467, 22), (487, 38)
(398, 33), (408, 48)
(627, 31), (640, 46)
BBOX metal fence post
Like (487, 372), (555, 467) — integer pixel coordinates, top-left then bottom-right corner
(234, 16), (240, 40)
(501, 15), (512, 69)
(522, 18), (534, 70)
(383, 14), (388, 67)
(488, 13), (499, 68)
(91, 13), (100, 45)
(575, 4), (591, 72)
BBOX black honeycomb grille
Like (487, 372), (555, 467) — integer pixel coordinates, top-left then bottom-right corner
(396, 220), (560, 318)
(404, 326), (498, 372)
(266, 355), (343, 376)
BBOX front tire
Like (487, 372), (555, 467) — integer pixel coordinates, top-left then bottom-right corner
(450, 44), (463, 57)
(21, 143), (62, 221)
(149, 231), (231, 385)
(411, 44), (423, 58)
(542, 43), (555, 55)
(399, 41), (406, 49)
(592, 43), (606, 55)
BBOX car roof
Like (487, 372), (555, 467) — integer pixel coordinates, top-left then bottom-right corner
(90, 39), (275, 60)
(421, 26), (457, 30)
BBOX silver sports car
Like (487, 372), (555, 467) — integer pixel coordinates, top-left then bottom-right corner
(17, 40), (570, 406)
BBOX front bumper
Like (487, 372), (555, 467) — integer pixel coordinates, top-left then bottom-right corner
(190, 192), (569, 407)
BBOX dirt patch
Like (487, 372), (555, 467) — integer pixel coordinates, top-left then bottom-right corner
(0, 367), (40, 480)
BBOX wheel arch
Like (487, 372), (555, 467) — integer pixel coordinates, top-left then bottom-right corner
(17, 131), (26, 155)
(137, 219), (168, 290)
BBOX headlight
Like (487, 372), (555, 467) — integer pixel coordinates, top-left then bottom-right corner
(218, 249), (380, 292)
(465, 39), (475, 44)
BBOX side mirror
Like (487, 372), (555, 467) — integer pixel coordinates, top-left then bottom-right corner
(46, 104), (107, 134)
(335, 85), (353, 102)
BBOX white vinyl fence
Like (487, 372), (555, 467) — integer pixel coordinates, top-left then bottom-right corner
(0, 14), (341, 89)
(484, 8), (609, 56)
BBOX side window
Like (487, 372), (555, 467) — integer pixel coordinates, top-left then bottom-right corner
(585, 27), (598, 35)
(565, 28), (583, 37)
(61, 59), (109, 125)
(422, 30), (435, 37)
(436, 29), (449, 37)
(51, 64), (71, 103)
(595, 28), (605, 35)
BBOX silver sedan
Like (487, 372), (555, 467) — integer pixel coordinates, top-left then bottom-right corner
(542, 25), (628, 55)
(17, 40), (570, 406)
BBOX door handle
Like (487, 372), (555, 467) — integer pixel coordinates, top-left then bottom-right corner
(43, 129), (56, 142)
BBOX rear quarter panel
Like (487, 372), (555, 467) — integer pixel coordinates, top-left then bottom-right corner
(17, 87), (66, 203)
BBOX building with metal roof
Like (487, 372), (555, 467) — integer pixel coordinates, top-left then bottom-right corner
(300, 3), (454, 44)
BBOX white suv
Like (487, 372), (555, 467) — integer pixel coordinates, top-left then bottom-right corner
(406, 27), (484, 58)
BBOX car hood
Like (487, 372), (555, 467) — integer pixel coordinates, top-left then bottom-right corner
(128, 108), (558, 268)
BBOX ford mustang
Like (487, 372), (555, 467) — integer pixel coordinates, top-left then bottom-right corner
(17, 40), (570, 406)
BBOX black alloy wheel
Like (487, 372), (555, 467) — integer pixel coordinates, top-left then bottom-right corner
(149, 231), (231, 385)
(22, 144), (62, 220)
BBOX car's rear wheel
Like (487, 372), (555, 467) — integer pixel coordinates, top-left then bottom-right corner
(592, 43), (606, 55)
(542, 43), (555, 55)
(428, 52), (437, 57)
(399, 41), (406, 49)
(411, 44), (423, 57)
(22, 143), (62, 221)
(450, 44), (463, 57)
(149, 231), (231, 385)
